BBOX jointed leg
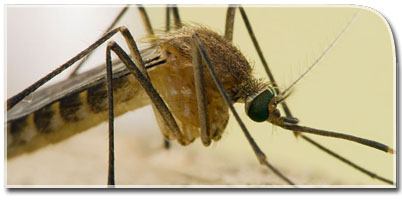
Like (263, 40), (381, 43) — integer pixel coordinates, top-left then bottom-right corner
(235, 6), (394, 185)
(7, 27), (124, 111)
(7, 24), (153, 112)
(105, 36), (188, 185)
(113, 27), (184, 143)
(191, 33), (295, 185)
(7, 23), (184, 185)
(69, 6), (130, 78)
(138, 5), (174, 148)
(191, 39), (211, 146)
(68, 5), (157, 78)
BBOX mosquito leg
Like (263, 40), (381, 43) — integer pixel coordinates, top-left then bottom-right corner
(138, 5), (173, 149)
(192, 33), (295, 185)
(106, 31), (184, 144)
(6, 25), (162, 186)
(105, 41), (115, 186)
(164, 6), (172, 149)
(278, 123), (394, 153)
(224, 5), (236, 41)
(7, 24), (164, 111)
(69, 5), (159, 78)
(116, 26), (185, 144)
(7, 22), (182, 185)
(104, 35), (187, 184)
(7, 27), (128, 111)
(161, 5), (178, 149)
(164, 5), (182, 32)
(171, 5), (182, 29)
(237, 5), (299, 133)
(191, 39), (211, 146)
(137, 5), (154, 35)
(238, 7), (276, 86)
(238, 6), (296, 120)
(172, 5), (214, 146)
(166, 6), (171, 32)
(301, 135), (394, 185)
(163, 139), (171, 149)
(238, 6), (394, 185)
(68, 6), (130, 78)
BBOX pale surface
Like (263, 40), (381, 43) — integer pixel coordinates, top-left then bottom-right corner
(7, 109), (342, 186)
(6, 6), (396, 187)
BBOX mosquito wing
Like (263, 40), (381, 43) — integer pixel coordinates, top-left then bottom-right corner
(7, 48), (160, 122)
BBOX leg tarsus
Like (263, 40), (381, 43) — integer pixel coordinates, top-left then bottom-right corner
(163, 139), (171, 150)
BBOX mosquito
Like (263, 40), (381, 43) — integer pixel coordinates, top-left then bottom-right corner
(6, 5), (396, 187)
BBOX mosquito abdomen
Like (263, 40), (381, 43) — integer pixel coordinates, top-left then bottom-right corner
(7, 75), (149, 158)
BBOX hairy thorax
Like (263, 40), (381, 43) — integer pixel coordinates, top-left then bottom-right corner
(148, 26), (266, 145)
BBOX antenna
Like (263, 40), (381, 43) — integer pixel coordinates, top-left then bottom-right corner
(281, 10), (360, 96)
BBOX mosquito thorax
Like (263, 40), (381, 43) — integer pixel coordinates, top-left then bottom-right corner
(245, 88), (275, 122)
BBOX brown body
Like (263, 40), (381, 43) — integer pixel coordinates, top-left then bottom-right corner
(7, 26), (264, 157)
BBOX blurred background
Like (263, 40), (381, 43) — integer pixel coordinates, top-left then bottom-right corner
(5, 5), (395, 187)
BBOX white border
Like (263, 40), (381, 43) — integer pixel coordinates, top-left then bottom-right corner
(1, 0), (401, 200)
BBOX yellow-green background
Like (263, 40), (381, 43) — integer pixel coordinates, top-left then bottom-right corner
(6, 5), (395, 186)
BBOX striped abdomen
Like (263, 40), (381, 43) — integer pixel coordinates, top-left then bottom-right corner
(7, 75), (149, 158)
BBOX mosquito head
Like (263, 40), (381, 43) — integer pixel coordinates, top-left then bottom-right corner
(245, 87), (277, 122)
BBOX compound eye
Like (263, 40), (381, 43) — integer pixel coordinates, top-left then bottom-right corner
(246, 89), (274, 122)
